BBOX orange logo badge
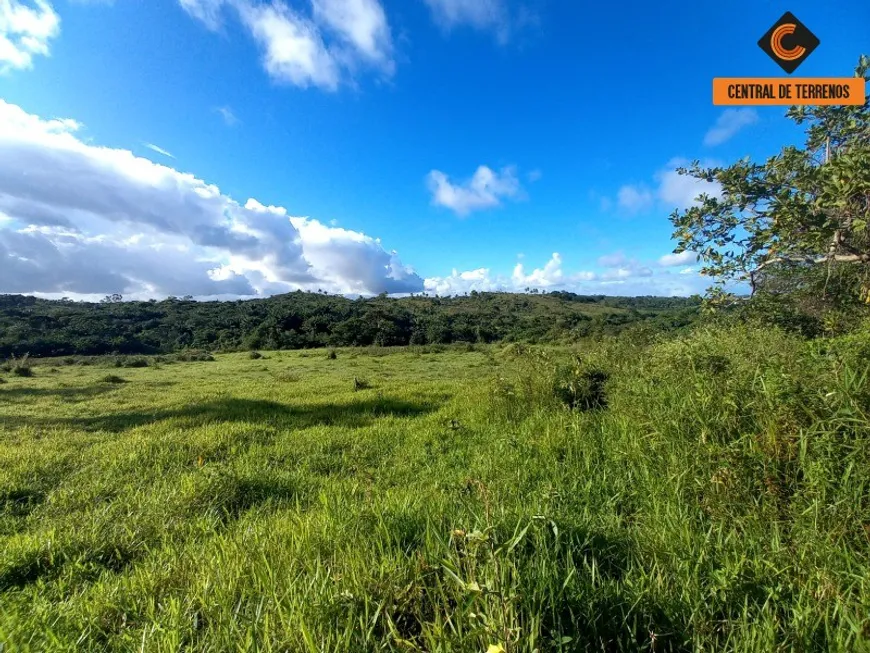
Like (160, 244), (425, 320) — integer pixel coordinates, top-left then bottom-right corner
(758, 12), (820, 74)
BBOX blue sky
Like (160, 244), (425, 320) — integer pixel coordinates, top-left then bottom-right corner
(0, 0), (868, 299)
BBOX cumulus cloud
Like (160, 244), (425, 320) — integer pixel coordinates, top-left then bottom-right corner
(180, 0), (393, 90)
(655, 158), (722, 210)
(424, 252), (708, 297)
(287, 213), (422, 295)
(703, 109), (759, 147)
(609, 158), (723, 215)
(0, 0), (60, 73)
(617, 185), (653, 213)
(0, 100), (423, 298)
(427, 165), (523, 216)
(238, 1), (341, 90)
(311, 0), (392, 70)
(659, 250), (698, 267)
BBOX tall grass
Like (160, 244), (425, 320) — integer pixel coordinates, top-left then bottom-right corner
(0, 327), (868, 651)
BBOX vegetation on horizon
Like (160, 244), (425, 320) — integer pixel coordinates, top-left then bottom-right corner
(0, 291), (701, 358)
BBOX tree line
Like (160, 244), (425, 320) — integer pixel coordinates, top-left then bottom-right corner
(0, 292), (701, 358)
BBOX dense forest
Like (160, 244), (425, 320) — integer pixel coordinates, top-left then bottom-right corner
(0, 291), (701, 357)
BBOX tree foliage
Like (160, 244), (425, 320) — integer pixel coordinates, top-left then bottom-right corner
(0, 292), (700, 358)
(670, 55), (870, 314)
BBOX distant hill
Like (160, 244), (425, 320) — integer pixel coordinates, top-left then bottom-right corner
(0, 292), (701, 357)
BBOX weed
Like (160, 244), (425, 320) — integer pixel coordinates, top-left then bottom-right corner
(7, 354), (34, 377)
(353, 377), (371, 391)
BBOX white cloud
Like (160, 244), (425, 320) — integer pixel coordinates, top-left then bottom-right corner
(144, 143), (175, 159)
(180, 0), (394, 90)
(0, 0), (60, 73)
(423, 0), (514, 43)
(703, 109), (759, 147)
(238, 1), (340, 90)
(311, 0), (392, 70)
(427, 165), (523, 216)
(424, 254), (577, 295)
(597, 251), (627, 268)
(178, 0), (228, 30)
(0, 100), (423, 298)
(656, 158), (722, 210)
(287, 214), (421, 294)
(215, 105), (239, 126)
(659, 250), (698, 267)
(608, 159), (722, 216)
(512, 252), (565, 288)
(424, 252), (708, 297)
(617, 184), (653, 213)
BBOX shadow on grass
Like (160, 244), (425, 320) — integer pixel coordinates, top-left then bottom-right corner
(0, 488), (46, 518)
(358, 518), (693, 652)
(4, 396), (442, 433)
(0, 381), (177, 404)
(0, 540), (142, 591)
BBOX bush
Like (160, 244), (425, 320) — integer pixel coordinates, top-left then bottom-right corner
(172, 350), (215, 363)
(110, 356), (150, 368)
(553, 358), (609, 411)
(6, 354), (33, 377)
(353, 377), (371, 391)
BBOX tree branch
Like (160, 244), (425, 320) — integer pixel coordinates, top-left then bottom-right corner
(749, 253), (870, 295)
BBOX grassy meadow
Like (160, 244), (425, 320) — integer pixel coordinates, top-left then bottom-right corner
(1, 328), (870, 651)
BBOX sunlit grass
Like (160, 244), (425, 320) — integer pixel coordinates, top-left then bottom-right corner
(1, 332), (869, 651)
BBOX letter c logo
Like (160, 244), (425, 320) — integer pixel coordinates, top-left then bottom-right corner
(770, 23), (805, 61)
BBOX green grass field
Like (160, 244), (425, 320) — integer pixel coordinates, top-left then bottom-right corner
(1, 331), (870, 651)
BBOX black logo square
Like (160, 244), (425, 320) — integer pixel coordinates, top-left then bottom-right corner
(758, 12), (820, 74)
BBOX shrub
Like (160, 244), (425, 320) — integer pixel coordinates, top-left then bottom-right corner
(7, 354), (33, 377)
(172, 350), (215, 362)
(553, 358), (609, 411)
(353, 377), (370, 391)
(110, 356), (150, 368)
